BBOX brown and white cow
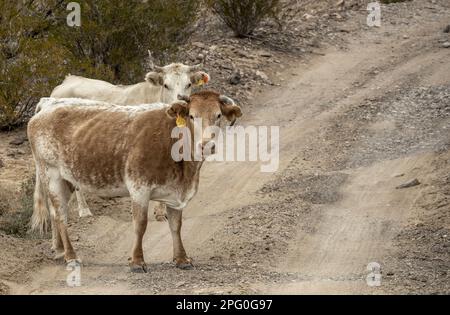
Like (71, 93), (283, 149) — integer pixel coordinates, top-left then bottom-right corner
(28, 91), (242, 271)
(50, 61), (210, 221)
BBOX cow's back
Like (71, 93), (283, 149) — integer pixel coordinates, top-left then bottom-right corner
(28, 100), (174, 191)
(50, 75), (121, 102)
(50, 75), (162, 105)
(30, 103), (127, 165)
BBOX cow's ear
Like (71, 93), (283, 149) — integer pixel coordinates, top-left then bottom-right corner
(166, 101), (189, 119)
(145, 72), (163, 86)
(190, 71), (210, 86)
(220, 95), (242, 126)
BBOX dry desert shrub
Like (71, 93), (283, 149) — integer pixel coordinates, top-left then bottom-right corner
(208, 0), (281, 37)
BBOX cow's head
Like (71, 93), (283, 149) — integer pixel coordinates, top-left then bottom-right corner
(145, 61), (210, 104)
(166, 91), (242, 159)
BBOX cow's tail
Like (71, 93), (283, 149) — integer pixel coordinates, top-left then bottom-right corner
(31, 168), (50, 234)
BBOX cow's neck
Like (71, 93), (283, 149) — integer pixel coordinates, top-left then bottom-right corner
(143, 82), (164, 104)
(156, 85), (164, 103)
(123, 82), (161, 104)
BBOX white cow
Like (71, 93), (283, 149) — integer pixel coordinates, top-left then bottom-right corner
(49, 59), (210, 220)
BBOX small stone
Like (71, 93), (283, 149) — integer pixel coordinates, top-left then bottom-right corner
(229, 71), (241, 85)
(335, 0), (345, 7)
(396, 178), (420, 189)
(302, 13), (316, 20)
(221, 64), (233, 70)
(0, 158), (4, 168)
(9, 136), (27, 146)
(403, 35), (409, 39)
(441, 42), (450, 48)
(259, 51), (272, 58)
(443, 25), (450, 33)
(192, 42), (206, 49)
(332, 13), (343, 20)
(255, 70), (268, 81)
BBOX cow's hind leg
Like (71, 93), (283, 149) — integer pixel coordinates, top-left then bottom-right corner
(76, 188), (93, 218)
(46, 169), (78, 263)
(166, 207), (193, 269)
(129, 195), (150, 273)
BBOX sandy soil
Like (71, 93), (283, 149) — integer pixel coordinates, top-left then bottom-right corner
(0, 0), (449, 295)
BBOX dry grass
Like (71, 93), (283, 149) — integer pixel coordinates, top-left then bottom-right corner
(0, 176), (35, 237)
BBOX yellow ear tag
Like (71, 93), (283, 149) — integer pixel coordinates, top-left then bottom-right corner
(176, 115), (186, 127)
(197, 79), (205, 87)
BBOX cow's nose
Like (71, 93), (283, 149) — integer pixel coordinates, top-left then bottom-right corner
(177, 94), (190, 102)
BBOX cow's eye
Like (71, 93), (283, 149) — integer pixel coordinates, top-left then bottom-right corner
(217, 113), (222, 120)
(189, 115), (194, 120)
(186, 83), (192, 89)
(164, 84), (169, 90)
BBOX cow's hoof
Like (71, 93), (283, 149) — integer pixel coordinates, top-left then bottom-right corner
(79, 208), (93, 218)
(174, 257), (194, 270)
(129, 261), (148, 273)
(155, 214), (167, 222)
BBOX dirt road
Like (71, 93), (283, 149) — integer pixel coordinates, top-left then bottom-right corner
(5, 0), (450, 294)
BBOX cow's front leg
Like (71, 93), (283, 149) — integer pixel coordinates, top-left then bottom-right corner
(129, 198), (149, 273)
(166, 207), (193, 269)
(50, 215), (64, 260)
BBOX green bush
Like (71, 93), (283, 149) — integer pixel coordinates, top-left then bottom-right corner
(52, 0), (200, 84)
(0, 1), (68, 130)
(208, 0), (280, 37)
(0, 0), (200, 130)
